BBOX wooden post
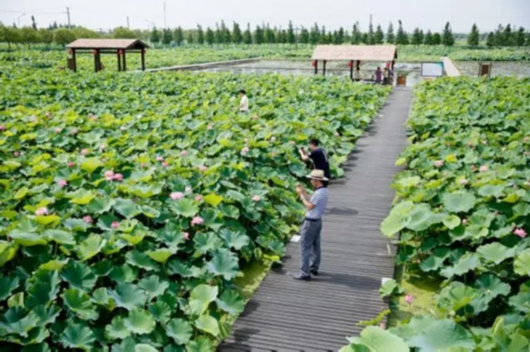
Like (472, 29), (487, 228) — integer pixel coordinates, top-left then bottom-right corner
(94, 50), (99, 72)
(122, 51), (127, 72)
(141, 50), (145, 71)
(323, 60), (327, 76)
(314, 60), (318, 75)
(72, 49), (77, 72)
(117, 50), (122, 72)
(349, 60), (353, 80)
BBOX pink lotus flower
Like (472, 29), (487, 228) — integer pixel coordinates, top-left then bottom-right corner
(120, 126), (127, 131)
(156, 155), (164, 162)
(479, 165), (489, 172)
(111, 221), (120, 229)
(55, 128), (62, 133)
(162, 162), (169, 168)
(271, 152), (276, 157)
(514, 228), (527, 238)
(270, 136), (276, 142)
(45, 111), (52, 118)
(67, 162), (75, 168)
(405, 294), (413, 304)
(13, 151), (20, 157)
(289, 141), (296, 145)
(83, 215), (93, 224)
(482, 140), (488, 145)
(70, 128), (79, 135)
(104, 170), (115, 181)
(35, 207), (48, 216)
(182, 232), (190, 240)
(99, 144), (106, 151)
(171, 192), (185, 200)
(335, 132), (340, 137)
(198, 165), (208, 172)
(113, 173), (123, 181)
(252, 195), (261, 202)
(140, 163), (146, 168)
(241, 146), (250, 155)
(433, 160), (444, 167)
(180, 150), (188, 156)
(57, 179), (68, 188)
(524, 136), (529, 142)
(0, 125), (5, 131)
(463, 219), (468, 225)
(81, 149), (89, 155)
(459, 179), (468, 185)
(191, 216), (204, 226)
(252, 115), (259, 120)
(195, 195), (203, 202)
(185, 186), (192, 194)
(471, 165), (476, 170)
(493, 211), (499, 216)
(207, 124), (213, 130)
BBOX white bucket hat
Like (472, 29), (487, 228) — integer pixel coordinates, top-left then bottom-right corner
(306, 169), (329, 181)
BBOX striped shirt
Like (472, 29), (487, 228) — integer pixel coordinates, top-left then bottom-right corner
(306, 187), (329, 219)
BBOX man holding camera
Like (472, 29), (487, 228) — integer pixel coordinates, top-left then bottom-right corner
(294, 169), (329, 281)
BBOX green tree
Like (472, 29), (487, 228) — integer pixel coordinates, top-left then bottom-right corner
(53, 28), (76, 47)
(287, 20), (295, 44)
(149, 28), (160, 44)
(20, 26), (40, 47)
(113, 27), (137, 39)
(175, 27), (184, 45)
(351, 22), (362, 44)
(411, 28), (422, 45)
(486, 32), (495, 47)
(309, 23), (320, 45)
(386, 22), (395, 43)
(361, 32), (369, 44)
(214, 24), (222, 44)
(395, 20), (409, 44)
(368, 21), (374, 44)
(432, 32), (441, 45)
(39, 29), (54, 47)
(374, 24), (384, 44)
(300, 27), (309, 44)
(243, 23), (252, 44)
(264, 25), (276, 44)
(515, 27), (525, 46)
(467, 23), (479, 46)
(3, 26), (22, 49)
(187, 31), (194, 44)
(206, 27), (214, 45)
(424, 30), (433, 45)
(72, 27), (100, 38)
(337, 27), (345, 44)
(254, 25), (264, 44)
(232, 22), (242, 44)
(503, 24), (513, 46)
(442, 22), (455, 46)
(278, 29), (287, 44)
(197, 25), (204, 44)
(220, 21), (231, 44)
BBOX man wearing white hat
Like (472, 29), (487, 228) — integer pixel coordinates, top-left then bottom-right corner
(294, 169), (329, 281)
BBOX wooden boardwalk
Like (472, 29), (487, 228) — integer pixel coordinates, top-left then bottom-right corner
(220, 88), (413, 352)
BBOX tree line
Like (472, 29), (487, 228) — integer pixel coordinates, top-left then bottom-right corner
(1, 20), (529, 49)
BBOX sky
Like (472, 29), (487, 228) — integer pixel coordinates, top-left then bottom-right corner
(1, 0), (529, 33)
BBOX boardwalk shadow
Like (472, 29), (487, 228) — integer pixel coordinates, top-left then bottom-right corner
(325, 207), (359, 216)
(240, 300), (261, 317)
(317, 272), (381, 290)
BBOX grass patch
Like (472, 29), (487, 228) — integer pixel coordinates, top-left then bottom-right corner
(387, 265), (441, 327)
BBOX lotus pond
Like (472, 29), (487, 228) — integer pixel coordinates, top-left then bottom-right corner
(0, 59), (390, 350)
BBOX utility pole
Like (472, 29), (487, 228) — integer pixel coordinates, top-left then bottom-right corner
(127, 16), (130, 29)
(163, 2), (167, 28)
(66, 7), (71, 28)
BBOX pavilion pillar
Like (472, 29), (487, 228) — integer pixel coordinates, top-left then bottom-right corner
(349, 60), (353, 80)
(117, 50), (122, 72)
(93, 49), (99, 72)
(72, 49), (77, 72)
(323, 60), (327, 76)
(122, 51), (127, 72)
(141, 50), (146, 71)
(313, 60), (318, 75)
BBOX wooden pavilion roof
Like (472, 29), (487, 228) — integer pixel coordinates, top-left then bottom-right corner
(66, 39), (149, 50)
(312, 45), (397, 61)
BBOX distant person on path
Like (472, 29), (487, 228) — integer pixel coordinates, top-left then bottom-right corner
(294, 170), (330, 281)
(374, 67), (382, 84)
(299, 139), (330, 187)
(239, 90), (249, 113)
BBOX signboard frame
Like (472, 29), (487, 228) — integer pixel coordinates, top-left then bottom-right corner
(421, 62), (444, 77)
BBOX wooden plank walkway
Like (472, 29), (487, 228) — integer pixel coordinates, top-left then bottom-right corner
(220, 88), (413, 352)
